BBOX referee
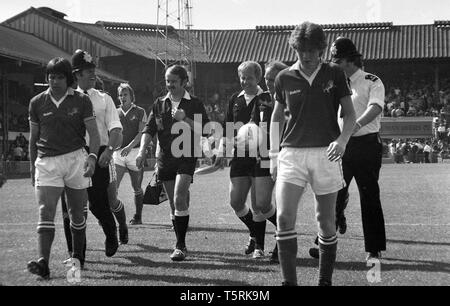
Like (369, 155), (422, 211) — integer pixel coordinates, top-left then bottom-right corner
(331, 37), (386, 260)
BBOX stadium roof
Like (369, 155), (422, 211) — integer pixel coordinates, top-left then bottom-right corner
(0, 24), (126, 83)
(3, 7), (450, 64)
(192, 22), (450, 63)
(2, 7), (211, 63)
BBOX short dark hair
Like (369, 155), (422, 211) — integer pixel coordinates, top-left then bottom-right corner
(166, 65), (189, 82)
(265, 59), (288, 74)
(46, 57), (74, 86)
(289, 22), (327, 52)
(347, 56), (363, 68)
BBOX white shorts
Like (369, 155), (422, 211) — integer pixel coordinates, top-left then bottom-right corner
(35, 148), (91, 189)
(277, 147), (345, 195)
(113, 147), (140, 172)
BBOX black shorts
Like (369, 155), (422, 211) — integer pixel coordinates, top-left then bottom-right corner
(254, 157), (271, 177)
(157, 155), (197, 182)
(229, 157), (270, 178)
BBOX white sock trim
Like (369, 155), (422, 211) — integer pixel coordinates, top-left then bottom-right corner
(175, 209), (189, 217)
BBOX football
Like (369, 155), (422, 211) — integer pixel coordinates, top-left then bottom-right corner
(235, 122), (264, 154)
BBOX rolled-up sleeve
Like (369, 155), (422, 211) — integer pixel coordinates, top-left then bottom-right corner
(369, 80), (385, 109)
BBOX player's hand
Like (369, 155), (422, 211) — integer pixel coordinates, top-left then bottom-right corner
(270, 159), (277, 181)
(136, 153), (146, 169)
(327, 140), (346, 162)
(173, 109), (186, 121)
(83, 155), (96, 177)
(120, 146), (132, 157)
(98, 149), (112, 168)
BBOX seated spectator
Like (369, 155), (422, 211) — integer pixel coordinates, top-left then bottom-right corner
(13, 145), (23, 161)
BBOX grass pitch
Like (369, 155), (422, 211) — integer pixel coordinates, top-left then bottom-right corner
(0, 163), (449, 286)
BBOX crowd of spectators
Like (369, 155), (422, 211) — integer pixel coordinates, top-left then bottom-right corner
(7, 133), (29, 161)
(384, 77), (450, 118)
(386, 116), (450, 164)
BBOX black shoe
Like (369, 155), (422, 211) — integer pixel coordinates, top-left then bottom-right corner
(170, 247), (187, 261)
(64, 256), (85, 270)
(281, 281), (297, 286)
(318, 279), (332, 286)
(119, 224), (129, 245)
(245, 237), (256, 255)
(27, 258), (50, 280)
(336, 215), (347, 235)
(105, 235), (119, 257)
(269, 246), (279, 264)
(309, 247), (319, 259)
(129, 215), (142, 225)
(366, 251), (382, 261)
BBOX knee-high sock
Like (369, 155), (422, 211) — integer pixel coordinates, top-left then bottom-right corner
(267, 208), (277, 227)
(254, 220), (267, 250)
(265, 208), (277, 252)
(61, 198), (72, 255)
(83, 205), (88, 257)
(318, 234), (338, 286)
(174, 210), (189, 249)
(70, 217), (87, 264)
(134, 189), (144, 218)
(170, 213), (178, 236)
(111, 200), (127, 228)
(276, 230), (298, 285)
(37, 222), (55, 263)
(236, 206), (256, 238)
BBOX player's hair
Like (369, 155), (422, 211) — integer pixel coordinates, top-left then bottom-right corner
(117, 83), (135, 103)
(46, 57), (74, 86)
(344, 56), (364, 69)
(95, 76), (104, 91)
(289, 22), (327, 52)
(166, 65), (189, 83)
(237, 61), (262, 81)
(265, 59), (288, 74)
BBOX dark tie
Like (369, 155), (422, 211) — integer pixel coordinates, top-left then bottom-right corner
(84, 90), (88, 95)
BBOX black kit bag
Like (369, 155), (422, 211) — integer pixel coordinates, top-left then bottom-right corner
(143, 172), (168, 205)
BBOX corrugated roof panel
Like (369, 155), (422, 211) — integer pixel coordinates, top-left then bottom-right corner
(193, 23), (450, 63)
(0, 25), (125, 83)
(4, 7), (450, 64)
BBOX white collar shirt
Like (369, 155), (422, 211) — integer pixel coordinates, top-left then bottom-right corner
(238, 86), (264, 105)
(77, 87), (122, 146)
(48, 88), (73, 108)
(289, 61), (323, 86)
(348, 69), (385, 136)
(162, 90), (191, 116)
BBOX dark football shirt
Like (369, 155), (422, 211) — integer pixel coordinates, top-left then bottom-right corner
(223, 88), (270, 157)
(142, 91), (209, 158)
(251, 91), (273, 155)
(29, 88), (95, 157)
(118, 104), (146, 149)
(275, 62), (351, 148)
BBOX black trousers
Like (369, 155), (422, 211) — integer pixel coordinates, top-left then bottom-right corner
(336, 133), (386, 253)
(87, 146), (117, 238)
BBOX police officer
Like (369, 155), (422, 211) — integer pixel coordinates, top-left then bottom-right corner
(72, 49), (127, 257)
(326, 37), (386, 260)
